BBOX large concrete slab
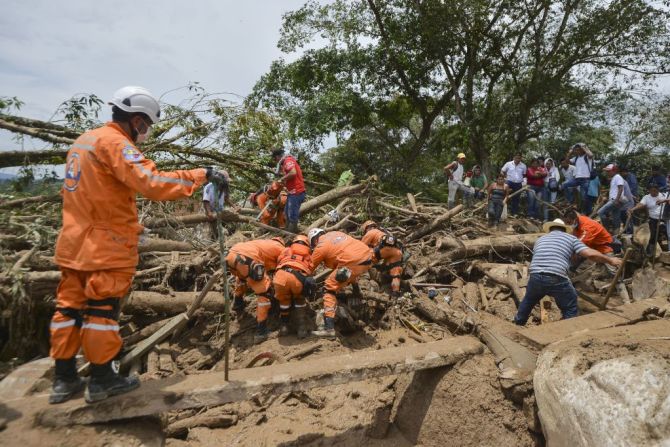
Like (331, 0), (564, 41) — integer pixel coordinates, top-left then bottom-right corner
(517, 297), (668, 349)
(35, 336), (484, 427)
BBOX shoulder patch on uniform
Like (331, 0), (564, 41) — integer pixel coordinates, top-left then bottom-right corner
(122, 145), (144, 162)
(64, 153), (81, 192)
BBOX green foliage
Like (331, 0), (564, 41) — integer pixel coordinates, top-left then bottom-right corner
(252, 0), (670, 191)
(51, 93), (103, 131)
(0, 96), (23, 112)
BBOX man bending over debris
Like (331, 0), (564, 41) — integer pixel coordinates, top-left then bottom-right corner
(249, 181), (287, 229)
(513, 219), (622, 325)
(308, 229), (374, 338)
(50, 86), (223, 405)
(360, 220), (405, 297)
(273, 235), (316, 338)
(226, 237), (286, 343)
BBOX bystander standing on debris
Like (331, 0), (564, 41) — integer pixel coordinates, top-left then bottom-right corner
(598, 164), (631, 233)
(627, 183), (670, 255)
(526, 158), (547, 221)
(559, 158), (577, 205)
(560, 143), (594, 212)
(444, 153), (470, 209)
(584, 173), (601, 216)
(543, 158), (560, 222)
(464, 165), (488, 207)
(647, 166), (668, 190)
(500, 153), (526, 216)
(513, 219), (622, 325)
(487, 173), (510, 226)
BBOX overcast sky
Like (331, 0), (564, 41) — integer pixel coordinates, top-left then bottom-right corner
(0, 0), (309, 165)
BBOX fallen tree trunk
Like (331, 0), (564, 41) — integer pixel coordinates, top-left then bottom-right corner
(307, 198), (351, 231)
(138, 238), (193, 253)
(0, 193), (61, 208)
(122, 291), (226, 315)
(443, 233), (541, 261)
(143, 210), (295, 236)
(406, 205), (464, 242)
(0, 149), (68, 169)
(299, 180), (371, 216)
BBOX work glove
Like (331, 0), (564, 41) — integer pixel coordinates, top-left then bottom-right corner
(206, 167), (229, 188)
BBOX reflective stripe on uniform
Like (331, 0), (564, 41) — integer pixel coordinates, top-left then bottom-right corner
(72, 143), (95, 151)
(294, 303), (307, 308)
(139, 166), (194, 186)
(279, 305), (291, 309)
(50, 319), (77, 330)
(81, 322), (120, 331)
(257, 301), (272, 307)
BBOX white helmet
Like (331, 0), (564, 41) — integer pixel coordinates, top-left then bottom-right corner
(108, 86), (161, 124)
(308, 228), (325, 248)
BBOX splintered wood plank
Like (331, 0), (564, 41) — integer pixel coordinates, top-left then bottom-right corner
(36, 336), (484, 427)
(517, 297), (667, 349)
(407, 193), (418, 213)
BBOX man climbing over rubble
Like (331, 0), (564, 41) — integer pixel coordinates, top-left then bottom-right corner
(513, 219), (622, 325)
(226, 237), (286, 343)
(249, 181), (287, 228)
(563, 209), (614, 256)
(273, 235), (316, 338)
(627, 183), (670, 256)
(598, 164), (633, 233)
(360, 220), (405, 297)
(50, 86), (225, 405)
(560, 143), (595, 212)
(272, 148), (305, 233)
(443, 152), (470, 209)
(308, 229), (373, 338)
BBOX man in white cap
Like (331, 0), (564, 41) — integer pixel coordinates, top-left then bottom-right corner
(443, 152), (469, 209)
(513, 218), (621, 325)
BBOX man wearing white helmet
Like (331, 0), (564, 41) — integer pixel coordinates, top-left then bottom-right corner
(49, 86), (228, 405)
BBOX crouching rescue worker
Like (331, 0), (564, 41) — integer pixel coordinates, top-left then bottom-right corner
(249, 181), (287, 228)
(360, 221), (405, 296)
(50, 86), (223, 404)
(226, 237), (285, 343)
(308, 229), (373, 338)
(272, 235), (317, 338)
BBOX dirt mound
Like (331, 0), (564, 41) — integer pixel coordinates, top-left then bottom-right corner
(393, 354), (536, 447)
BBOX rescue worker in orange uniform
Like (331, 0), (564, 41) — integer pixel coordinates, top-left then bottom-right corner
(249, 181), (287, 228)
(360, 221), (405, 296)
(272, 235), (315, 338)
(226, 237), (285, 343)
(49, 86), (226, 405)
(308, 229), (373, 338)
(563, 209), (614, 254)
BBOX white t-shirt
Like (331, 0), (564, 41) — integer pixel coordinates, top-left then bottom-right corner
(451, 162), (464, 182)
(571, 155), (593, 179)
(641, 193), (668, 219)
(608, 174), (626, 201)
(544, 166), (560, 185)
(560, 165), (576, 182)
(203, 182), (226, 211)
(501, 161), (527, 183)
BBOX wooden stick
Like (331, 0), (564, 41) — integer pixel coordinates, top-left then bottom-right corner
(601, 248), (632, 309)
(407, 193), (418, 213)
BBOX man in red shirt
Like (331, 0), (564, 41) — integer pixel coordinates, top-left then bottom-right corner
(272, 148), (306, 233)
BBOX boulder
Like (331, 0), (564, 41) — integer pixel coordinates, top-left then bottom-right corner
(533, 320), (670, 446)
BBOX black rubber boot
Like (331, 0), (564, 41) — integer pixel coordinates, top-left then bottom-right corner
(279, 315), (291, 336)
(233, 296), (245, 313)
(49, 358), (84, 404)
(294, 307), (309, 339)
(312, 316), (336, 338)
(254, 321), (269, 344)
(85, 362), (140, 404)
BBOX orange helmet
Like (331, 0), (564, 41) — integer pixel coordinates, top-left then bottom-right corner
(361, 220), (377, 234)
(267, 181), (283, 198)
(291, 234), (310, 247)
(271, 236), (285, 246)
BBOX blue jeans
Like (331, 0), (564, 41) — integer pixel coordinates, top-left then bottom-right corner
(583, 195), (598, 215)
(543, 189), (557, 221)
(527, 185), (544, 219)
(506, 181), (522, 216)
(598, 200), (623, 234)
(285, 191), (306, 224)
(562, 177), (590, 212)
(514, 273), (578, 325)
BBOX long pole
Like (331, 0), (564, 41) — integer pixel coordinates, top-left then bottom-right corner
(601, 248), (632, 310)
(213, 183), (232, 381)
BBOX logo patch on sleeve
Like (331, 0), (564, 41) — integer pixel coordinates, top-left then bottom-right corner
(122, 146), (144, 162)
(64, 153), (81, 192)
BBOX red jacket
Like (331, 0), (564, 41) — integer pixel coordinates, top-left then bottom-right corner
(279, 155), (305, 195)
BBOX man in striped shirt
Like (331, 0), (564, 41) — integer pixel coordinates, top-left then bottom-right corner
(513, 219), (622, 325)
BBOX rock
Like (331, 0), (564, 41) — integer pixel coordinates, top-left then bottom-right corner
(533, 320), (670, 446)
(631, 267), (670, 301)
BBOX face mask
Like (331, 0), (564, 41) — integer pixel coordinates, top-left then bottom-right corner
(133, 120), (151, 144)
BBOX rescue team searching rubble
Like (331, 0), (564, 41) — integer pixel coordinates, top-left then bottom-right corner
(48, 86), (669, 405)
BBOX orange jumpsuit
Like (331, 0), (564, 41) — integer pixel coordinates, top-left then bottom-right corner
(257, 191), (287, 228)
(574, 215), (613, 254)
(273, 244), (313, 318)
(310, 232), (373, 319)
(361, 228), (404, 293)
(226, 239), (285, 323)
(51, 122), (207, 364)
